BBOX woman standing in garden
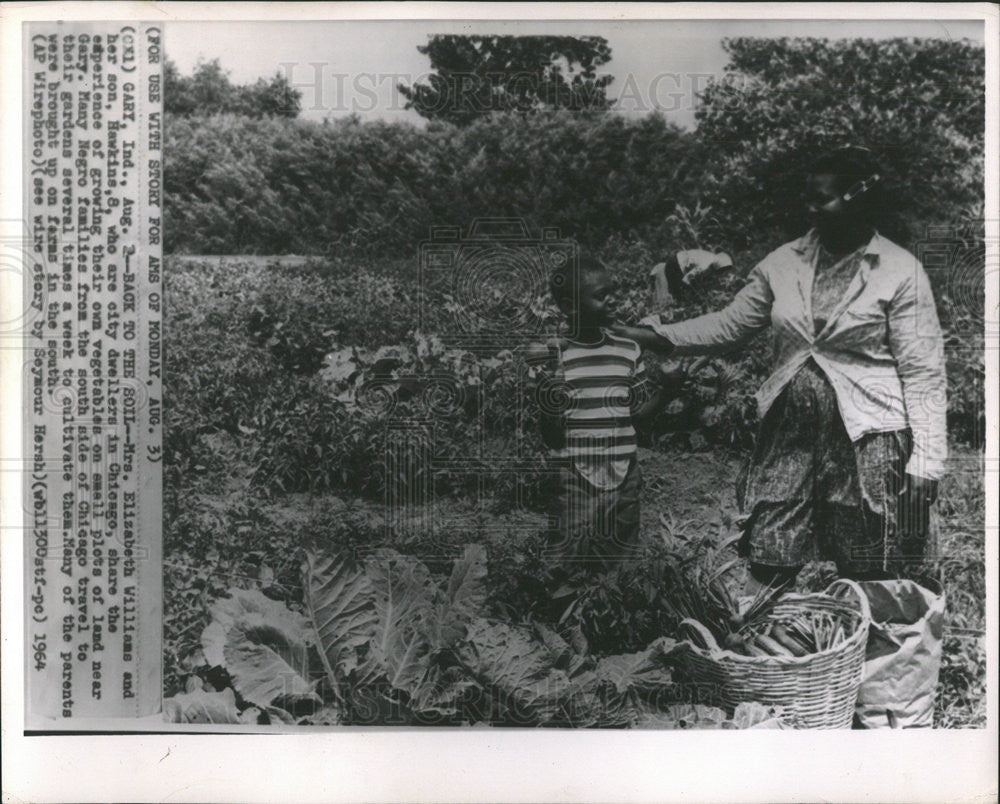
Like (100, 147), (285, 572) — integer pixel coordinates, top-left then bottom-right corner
(614, 146), (947, 591)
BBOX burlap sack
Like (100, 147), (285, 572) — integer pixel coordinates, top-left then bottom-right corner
(856, 579), (946, 728)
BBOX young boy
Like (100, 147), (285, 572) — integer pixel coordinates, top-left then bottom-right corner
(528, 255), (661, 578)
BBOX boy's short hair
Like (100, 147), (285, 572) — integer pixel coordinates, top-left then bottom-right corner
(550, 254), (607, 306)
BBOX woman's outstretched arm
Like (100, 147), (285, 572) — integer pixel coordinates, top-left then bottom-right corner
(615, 263), (774, 356)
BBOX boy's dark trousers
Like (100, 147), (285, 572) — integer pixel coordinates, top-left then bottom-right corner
(543, 456), (642, 594)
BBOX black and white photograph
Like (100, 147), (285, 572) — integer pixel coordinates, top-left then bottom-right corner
(2, 3), (997, 802)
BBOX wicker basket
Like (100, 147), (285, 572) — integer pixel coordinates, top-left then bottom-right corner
(676, 579), (871, 729)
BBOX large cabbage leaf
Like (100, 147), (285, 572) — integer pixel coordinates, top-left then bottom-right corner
(302, 550), (378, 687)
(202, 587), (312, 666)
(220, 620), (318, 708)
(457, 618), (594, 725)
(303, 545), (486, 716)
(443, 544), (488, 623)
(594, 637), (676, 696)
(200, 588), (318, 709)
(363, 549), (438, 694)
(302, 546), (485, 717)
(299, 545), (700, 725)
(427, 544), (488, 649)
(404, 664), (480, 720)
(458, 624), (687, 726)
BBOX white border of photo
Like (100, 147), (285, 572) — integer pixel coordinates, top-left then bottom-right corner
(1, 2), (996, 802)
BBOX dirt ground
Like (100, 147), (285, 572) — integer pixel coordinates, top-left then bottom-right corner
(165, 440), (985, 725)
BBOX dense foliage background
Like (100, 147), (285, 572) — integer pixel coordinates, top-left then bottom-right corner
(696, 37), (984, 252)
(163, 37), (984, 446)
(163, 36), (986, 726)
(397, 35), (616, 124)
(165, 37), (984, 254)
(164, 111), (701, 256)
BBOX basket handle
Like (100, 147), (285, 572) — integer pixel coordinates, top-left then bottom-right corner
(824, 578), (872, 621)
(678, 618), (722, 653)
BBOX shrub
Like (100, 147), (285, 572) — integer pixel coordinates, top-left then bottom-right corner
(165, 112), (700, 256)
(694, 37), (985, 252)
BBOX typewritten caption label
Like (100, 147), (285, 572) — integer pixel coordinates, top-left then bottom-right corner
(24, 22), (163, 721)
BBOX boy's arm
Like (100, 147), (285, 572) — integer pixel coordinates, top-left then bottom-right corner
(537, 365), (566, 450)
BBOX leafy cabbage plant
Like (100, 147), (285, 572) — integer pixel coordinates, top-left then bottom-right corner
(165, 543), (787, 728)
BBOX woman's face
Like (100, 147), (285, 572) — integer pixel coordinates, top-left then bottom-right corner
(803, 173), (846, 230)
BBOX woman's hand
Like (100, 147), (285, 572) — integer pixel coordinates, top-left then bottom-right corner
(609, 323), (673, 353)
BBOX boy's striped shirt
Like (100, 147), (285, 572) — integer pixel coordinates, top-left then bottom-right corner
(554, 331), (647, 467)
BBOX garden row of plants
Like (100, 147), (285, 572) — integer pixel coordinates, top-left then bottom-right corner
(164, 241), (984, 504)
(165, 508), (798, 728)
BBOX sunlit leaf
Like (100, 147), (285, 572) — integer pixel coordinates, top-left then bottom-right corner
(164, 687), (240, 724)
(363, 549), (437, 694)
(427, 544), (488, 648)
(199, 588), (317, 708)
(302, 550), (378, 688)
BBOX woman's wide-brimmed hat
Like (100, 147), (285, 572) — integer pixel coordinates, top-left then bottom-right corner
(807, 145), (884, 205)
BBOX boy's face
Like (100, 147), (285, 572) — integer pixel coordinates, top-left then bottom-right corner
(570, 269), (617, 326)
